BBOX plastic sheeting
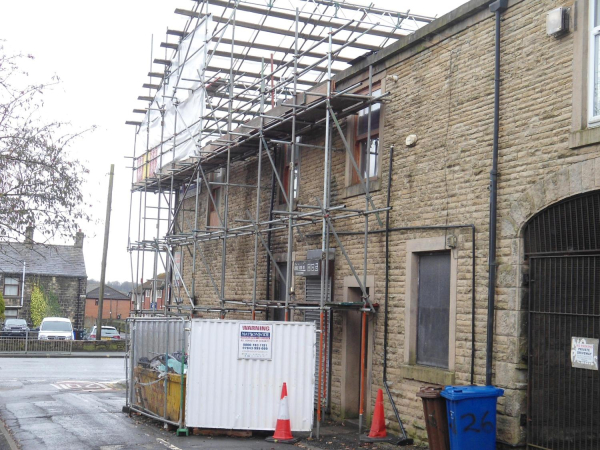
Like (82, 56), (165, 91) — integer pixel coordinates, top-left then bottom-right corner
(135, 16), (212, 181)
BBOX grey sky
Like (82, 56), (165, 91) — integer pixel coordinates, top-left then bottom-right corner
(0, 0), (468, 282)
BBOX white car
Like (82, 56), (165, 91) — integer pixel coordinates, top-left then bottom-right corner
(87, 325), (121, 340)
(38, 317), (73, 340)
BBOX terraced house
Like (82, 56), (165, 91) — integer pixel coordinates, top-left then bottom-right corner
(128, 0), (600, 447)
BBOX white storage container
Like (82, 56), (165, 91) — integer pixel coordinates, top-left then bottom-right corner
(185, 319), (316, 431)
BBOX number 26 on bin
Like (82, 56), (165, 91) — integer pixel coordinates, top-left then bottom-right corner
(456, 411), (494, 434)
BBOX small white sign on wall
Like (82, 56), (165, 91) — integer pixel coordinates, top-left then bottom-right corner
(571, 337), (599, 370)
(238, 323), (273, 360)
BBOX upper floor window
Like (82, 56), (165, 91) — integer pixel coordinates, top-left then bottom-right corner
(144, 290), (151, 298)
(352, 87), (381, 185)
(589, 0), (600, 125)
(156, 289), (163, 298)
(278, 143), (299, 206)
(206, 169), (223, 228)
(3, 277), (19, 297)
(207, 187), (222, 227)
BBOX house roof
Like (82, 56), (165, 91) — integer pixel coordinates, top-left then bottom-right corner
(86, 285), (129, 300)
(0, 243), (86, 278)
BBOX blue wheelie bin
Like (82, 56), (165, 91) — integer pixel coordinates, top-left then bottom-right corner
(440, 386), (504, 450)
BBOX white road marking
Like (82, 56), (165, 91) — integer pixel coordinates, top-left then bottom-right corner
(51, 381), (112, 391)
(156, 438), (183, 450)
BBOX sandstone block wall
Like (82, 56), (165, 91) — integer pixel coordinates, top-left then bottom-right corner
(172, 0), (600, 445)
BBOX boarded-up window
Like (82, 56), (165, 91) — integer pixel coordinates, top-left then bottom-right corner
(207, 188), (221, 228)
(417, 252), (450, 369)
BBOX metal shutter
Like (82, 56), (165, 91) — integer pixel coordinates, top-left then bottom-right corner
(305, 277), (331, 303)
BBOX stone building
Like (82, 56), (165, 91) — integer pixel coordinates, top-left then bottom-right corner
(0, 227), (87, 332)
(130, 0), (600, 447)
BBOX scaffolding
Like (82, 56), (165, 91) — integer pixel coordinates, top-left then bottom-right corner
(126, 0), (434, 436)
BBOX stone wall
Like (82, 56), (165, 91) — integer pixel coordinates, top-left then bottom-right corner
(1, 273), (86, 332)
(172, 0), (600, 446)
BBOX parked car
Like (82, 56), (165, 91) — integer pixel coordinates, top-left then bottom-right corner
(38, 317), (73, 341)
(1, 319), (29, 338)
(87, 326), (121, 340)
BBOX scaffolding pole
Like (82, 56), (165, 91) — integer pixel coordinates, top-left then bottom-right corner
(125, 1), (435, 437)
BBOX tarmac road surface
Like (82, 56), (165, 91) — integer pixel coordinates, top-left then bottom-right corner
(0, 358), (293, 450)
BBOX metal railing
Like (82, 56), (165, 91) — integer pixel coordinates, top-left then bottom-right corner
(0, 331), (73, 355)
(126, 317), (188, 433)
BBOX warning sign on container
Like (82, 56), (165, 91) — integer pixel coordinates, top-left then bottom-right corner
(571, 337), (599, 370)
(238, 323), (273, 360)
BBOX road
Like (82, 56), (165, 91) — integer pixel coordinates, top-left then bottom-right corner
(0, 358), (294, 450)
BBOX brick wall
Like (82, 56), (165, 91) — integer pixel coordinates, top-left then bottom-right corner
(85, 298), (131, 321)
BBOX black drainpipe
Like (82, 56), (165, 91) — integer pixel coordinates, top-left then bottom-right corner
(383, 145), (393, 386)
(486, 0), (508, 387)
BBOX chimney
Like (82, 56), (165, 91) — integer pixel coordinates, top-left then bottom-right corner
(25, 226), (34, 246)
(74, 230), (84, 248)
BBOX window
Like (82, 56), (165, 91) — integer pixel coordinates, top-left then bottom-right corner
(404, 236), (457, 383)
(3, 277), (19, 296)
(145, 290), (151, 298)
(156, 289), (163, 298)
(207, 187), (221, 227)
(278, 143), (299, 206)
(416, 252), (451, 368)
(351, 87), (381, 185)
(589, 0), (600, 125)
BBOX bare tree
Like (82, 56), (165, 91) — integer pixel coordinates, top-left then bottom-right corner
(0, 44), (92, 242)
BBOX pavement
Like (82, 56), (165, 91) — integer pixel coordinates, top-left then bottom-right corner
(0, 352), (125, 358)
(0, 357), (425, 450)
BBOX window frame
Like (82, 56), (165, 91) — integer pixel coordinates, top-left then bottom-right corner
(344, 77), (385, 196)
(588, 0), (600, 126)
(403, 236), (457, 384)
(3, 277), (20, 297)
(351, 85), (382, 186)
(144, 289), (151, 299)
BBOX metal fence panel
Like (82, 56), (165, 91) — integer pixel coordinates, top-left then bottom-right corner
(126, 317), (188, 428)
(0, 332), (72, 354)
(185, 319), (315, 431)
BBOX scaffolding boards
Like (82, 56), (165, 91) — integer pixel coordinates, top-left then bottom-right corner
(126, 0), (434, 433)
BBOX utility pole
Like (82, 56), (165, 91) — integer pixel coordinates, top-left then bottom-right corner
(96, 164), (114, 341)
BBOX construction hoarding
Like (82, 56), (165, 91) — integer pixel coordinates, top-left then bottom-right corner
(185, 319), (316, 431)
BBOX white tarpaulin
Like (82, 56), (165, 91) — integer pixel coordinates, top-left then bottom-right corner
(135, 16), (212, 180)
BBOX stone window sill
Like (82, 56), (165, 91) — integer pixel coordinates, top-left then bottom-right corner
(399, 364), (455, 386)
(569, 127), (600, 149)
(344, 179), (381, 199)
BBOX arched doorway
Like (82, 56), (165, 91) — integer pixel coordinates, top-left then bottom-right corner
(525, 191), (600, 449)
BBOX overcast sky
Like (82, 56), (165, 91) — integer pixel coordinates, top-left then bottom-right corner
(0, 0), (468, 283)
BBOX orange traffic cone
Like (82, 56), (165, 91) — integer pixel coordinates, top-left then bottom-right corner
(361, 389), (395, 443)
(266, 383), (300, 444)
(369, 389), (388, 438)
